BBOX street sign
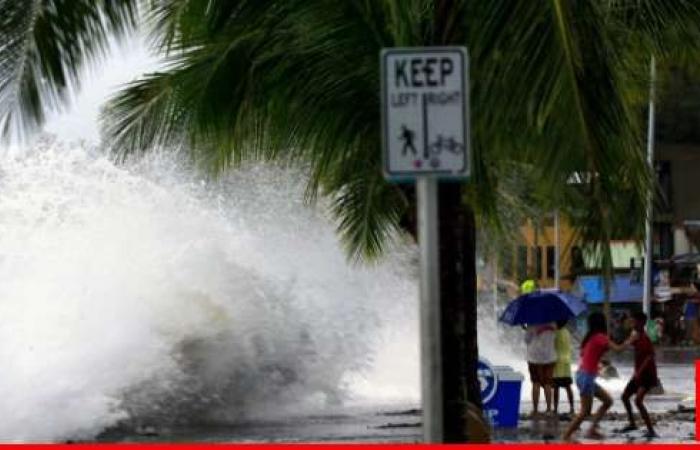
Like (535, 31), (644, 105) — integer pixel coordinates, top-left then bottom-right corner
(380, 46), (470, 443)
(381, 47), (469, 180)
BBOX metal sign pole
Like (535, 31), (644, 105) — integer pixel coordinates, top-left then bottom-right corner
(417, 176), (443, 443)
(554, 209), (560, 290)
(643, 55), (656, 316)
(381, 47), (468, 443)
(493, 256), (499, 327)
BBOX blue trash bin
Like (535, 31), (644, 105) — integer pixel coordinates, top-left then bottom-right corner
(478, 358), (524, 428)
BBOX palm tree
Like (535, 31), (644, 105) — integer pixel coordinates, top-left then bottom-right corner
(2, 0), (700, 442)
(0, 0), (138, 138)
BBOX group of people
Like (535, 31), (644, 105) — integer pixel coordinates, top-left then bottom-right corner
(525, 312), (660, 441)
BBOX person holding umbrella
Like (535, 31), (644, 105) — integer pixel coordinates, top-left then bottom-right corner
(499, 288), (588, 418)
(519, 279), (556, 416)
(525, 321), (556, 416)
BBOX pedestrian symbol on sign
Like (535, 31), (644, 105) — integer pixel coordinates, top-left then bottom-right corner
(399, 125), (417, 156)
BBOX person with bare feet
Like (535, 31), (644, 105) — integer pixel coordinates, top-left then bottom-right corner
(617, 311), (660, 439)
(562, 312), (632, 441)
(553, 320), (575, 419)
(525, 321), (556, 417)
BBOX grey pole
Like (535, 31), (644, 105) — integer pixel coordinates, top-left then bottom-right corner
(643, 55), (656, 316)
(554, 210), (560, 290)
(493, 256), (500, 327)
(417, 176), (443, 442)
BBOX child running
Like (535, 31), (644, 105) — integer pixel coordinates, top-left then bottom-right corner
(553, 320), (574, 418)
(562, 312), (632, 441)
(617, 311), (660, 438)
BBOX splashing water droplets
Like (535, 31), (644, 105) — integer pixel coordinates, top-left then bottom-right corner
(0, 140), (419, 441)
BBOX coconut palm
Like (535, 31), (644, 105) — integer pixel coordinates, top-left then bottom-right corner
(0, 0), (138, 138)
(2, 0), (700, 442)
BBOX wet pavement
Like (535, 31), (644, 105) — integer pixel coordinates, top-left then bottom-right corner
(98, 349), (698, 443)
(500, 348), (698, 443)
(497, 409), (696, 443)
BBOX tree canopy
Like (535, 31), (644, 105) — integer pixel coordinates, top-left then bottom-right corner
(2, 0), (700, 264)
(0, 0), (138, 137)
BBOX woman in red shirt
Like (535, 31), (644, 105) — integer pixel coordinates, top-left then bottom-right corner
(563, 312), (633, 441)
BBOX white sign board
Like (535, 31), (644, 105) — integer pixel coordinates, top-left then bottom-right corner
(381, 47), (469, 181)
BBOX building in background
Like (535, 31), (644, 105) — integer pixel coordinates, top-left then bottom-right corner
(497, 216), (583, 291)
(497, 217), (644, 291)
(655, 65), (700, 260)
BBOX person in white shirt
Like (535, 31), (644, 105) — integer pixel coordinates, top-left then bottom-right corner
(525, 322), (557, 416)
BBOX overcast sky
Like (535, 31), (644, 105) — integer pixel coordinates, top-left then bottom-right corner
(44, 34), (158, 143)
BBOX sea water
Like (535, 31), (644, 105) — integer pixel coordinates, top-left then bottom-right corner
(0, 138), (527, 442)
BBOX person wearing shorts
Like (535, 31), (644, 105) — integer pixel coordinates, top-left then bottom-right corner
(553, 320), (574, 417)
(618, 311), (660, 438)
(525, 322), (556, 416)
(563, 312), (632, 441)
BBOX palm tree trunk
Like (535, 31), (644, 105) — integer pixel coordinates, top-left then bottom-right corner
(432, 0), (480, 443)
(533, 219), (540, 279)
(438, 183), (480, 442)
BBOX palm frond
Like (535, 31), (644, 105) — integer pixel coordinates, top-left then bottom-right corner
(101, 69), (188, 159)
(100, 0), (700, 262)
(466, 0), (659, 281)
(606, 0), (700, 56)
(328, 167), (407, 261)
(0, 0), (137, 139)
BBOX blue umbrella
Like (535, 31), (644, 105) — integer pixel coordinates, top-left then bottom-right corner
(499, 290), (587, 326)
